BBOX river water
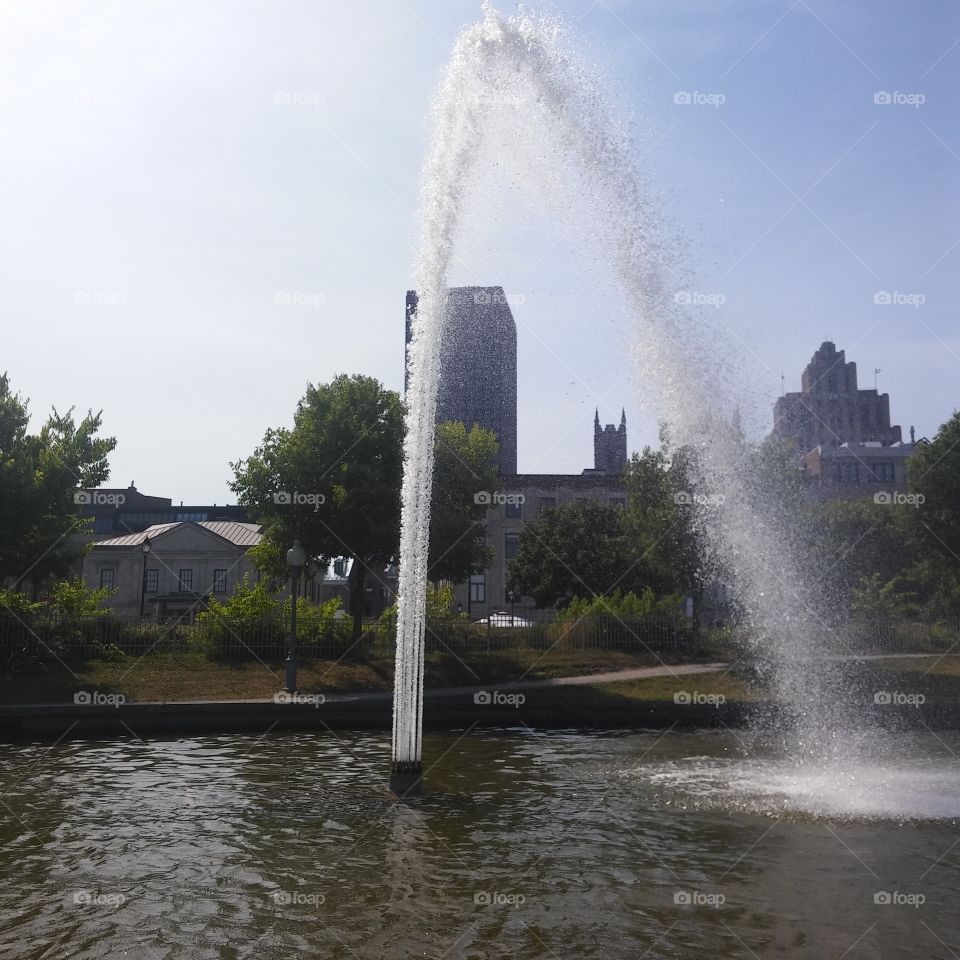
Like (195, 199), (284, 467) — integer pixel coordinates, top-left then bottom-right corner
(1, 729), (958, 958)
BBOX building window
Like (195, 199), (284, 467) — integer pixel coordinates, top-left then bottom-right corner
(178, 569), (193, 592)
(504, 499), (522, 519)
(469, 574), (486, 604)
(99, 569), (114, 589)
(505, 532), (520, 560)
(213, 569), (227, 593)
(538, 497), (556, 516)
(873, 462), (895, 483)
(145, 569), (158, 593)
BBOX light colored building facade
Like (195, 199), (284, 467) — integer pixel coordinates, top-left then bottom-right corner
(83, 520), (263, 620)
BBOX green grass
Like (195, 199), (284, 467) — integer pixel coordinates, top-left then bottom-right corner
(5, 649), (956, 708)
(0, 645), (710, 704)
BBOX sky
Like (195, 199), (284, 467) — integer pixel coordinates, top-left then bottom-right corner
(1, 0), (957, 503)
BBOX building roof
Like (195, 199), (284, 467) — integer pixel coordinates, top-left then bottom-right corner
(93, 521), (262, 548)
(199, 521), (263, 546)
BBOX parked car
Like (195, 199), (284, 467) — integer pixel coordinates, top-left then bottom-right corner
(471, 612), (535, 628)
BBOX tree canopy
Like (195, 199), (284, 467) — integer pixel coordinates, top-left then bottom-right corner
(230, 374), (500, 636)
(0, 373), (116, 595)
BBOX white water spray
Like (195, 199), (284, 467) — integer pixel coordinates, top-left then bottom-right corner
(392, 5), (868, 789)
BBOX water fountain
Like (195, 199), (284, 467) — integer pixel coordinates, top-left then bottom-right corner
(392, 3), (885, 795)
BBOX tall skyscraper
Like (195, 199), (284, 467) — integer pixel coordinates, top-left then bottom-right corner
(405, 286), (518, 474)
(774, 341), (902, 452)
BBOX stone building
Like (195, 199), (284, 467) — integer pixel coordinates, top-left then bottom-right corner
(771, 341), (925, 501)
(83, 520), (263, 620)
(802, 441), (920, 502)
(405, 286), (518, 474)
(591, 409), (627, 474)
(77, 482), (249, 539)
(773, 341), (902, 451)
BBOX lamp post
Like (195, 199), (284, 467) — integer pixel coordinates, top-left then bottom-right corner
(507, 590), (515, 624)
(285, 540), (307, 693)
(139, 537), (151, 620)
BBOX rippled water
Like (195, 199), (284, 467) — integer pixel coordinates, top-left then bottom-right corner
(1, 729), (958, 958)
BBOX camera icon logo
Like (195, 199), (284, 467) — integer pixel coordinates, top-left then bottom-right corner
(474, 491), (492, 505)
(273, 491), (292, 505)
(474, 891), (491, 905)
(874, 691), (892, 705)
(272, 891), (292, 905)
(674, 891), (692, 905)
(474, 691), (491, 705)
(73, 691), (92, 705)
(673, 691), (691, 705)
(674, 91), (692, 105)
(873, 491), (892, 505)
(874, 891), (891, 904)
(873, 91), (892, 105)
(74, 491), (92, 505)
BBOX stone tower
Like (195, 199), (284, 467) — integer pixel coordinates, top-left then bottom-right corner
(594, 409), (627, 474)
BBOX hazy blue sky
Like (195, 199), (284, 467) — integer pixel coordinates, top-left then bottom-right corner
(2, 0), (957, 502)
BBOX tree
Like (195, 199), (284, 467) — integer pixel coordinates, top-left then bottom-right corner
(621, 442), (703, 599)
(804, 498), (912, 610)
(909, 411), (960, 570)
(0, 373), (116, 596)
(507, 499), (630, 608)
(428, 421), (498, 583)
(902, 411), (960, 617)
(230, 374), (405, 640)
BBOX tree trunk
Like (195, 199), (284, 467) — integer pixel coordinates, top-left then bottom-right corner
(348, 558), (366, 641)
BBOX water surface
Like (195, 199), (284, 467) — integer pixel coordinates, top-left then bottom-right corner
(1, 729), (958, 958)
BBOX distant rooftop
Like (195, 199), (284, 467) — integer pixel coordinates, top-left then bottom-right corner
(94, 521), (262, 549)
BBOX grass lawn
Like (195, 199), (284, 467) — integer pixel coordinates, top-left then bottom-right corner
(4, 649), (956, 708)
(0, 646), (712, 704)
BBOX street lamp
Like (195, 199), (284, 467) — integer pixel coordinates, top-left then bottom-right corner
(285, 540), (307, 693)
(139, 536), (151, 620)
(507, 590), (516, 624)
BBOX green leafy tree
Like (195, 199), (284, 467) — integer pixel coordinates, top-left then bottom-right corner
(231, 374), (405, 640)
(804, 498), (913, 610)
(0, 373), (116, 596)
(507, 499), (630, 608)
(428, 421), (498, 582)
(894, 411), (960, 617)
(231, 375), (500, 638)
(909, 412), (960, 572)
(621, 442), (703, 599)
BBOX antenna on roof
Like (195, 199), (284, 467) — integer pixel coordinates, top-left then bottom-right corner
(874, 368), (881, 391)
